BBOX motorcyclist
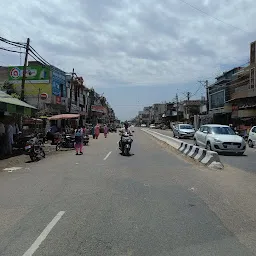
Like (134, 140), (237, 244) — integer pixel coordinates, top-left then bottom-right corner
(119, 122), (132, 149)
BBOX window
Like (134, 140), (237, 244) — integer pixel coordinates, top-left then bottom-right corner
(180, 124), (193, 129)
(60, 84), (64, 97)
(200, 126), (205, 132)
(202, 126), (209, 133)
(252, 127), (256, 133)
(211, 126), (235, 135)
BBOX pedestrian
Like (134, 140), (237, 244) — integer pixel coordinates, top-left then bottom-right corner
(5, 122), (14, 155)
(92, 125), (95, 139)
(74, 126), (83, 155)
(94, 124), (100, 139)
(104, 124), (108, 138)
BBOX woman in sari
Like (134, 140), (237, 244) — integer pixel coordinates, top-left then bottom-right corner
(94, 124), (100, 139)
(104, 124), (108, 138)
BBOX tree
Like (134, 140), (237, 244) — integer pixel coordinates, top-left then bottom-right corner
(1, 81), (21, 99)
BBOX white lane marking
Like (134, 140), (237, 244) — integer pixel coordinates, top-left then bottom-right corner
(3, 167), (22, 171)
(103, 151), (112, 160)
(22, 211), (65, 256)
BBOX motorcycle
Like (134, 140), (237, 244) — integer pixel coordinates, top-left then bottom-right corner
(56, 133), (75, 151)
(83, 134), (90, 145)
(119, 132), (133, 156)
(25, 137), (45, 162)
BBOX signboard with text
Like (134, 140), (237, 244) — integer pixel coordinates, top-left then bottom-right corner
(8, 66), (50, 84)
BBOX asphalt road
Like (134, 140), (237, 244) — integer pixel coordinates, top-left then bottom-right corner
(0, 129), (255, 255)
(154, 129), (256, 173)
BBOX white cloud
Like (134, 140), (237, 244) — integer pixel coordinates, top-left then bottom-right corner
(0, 0), (255, 89)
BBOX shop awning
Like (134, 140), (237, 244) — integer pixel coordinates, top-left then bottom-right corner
(48, 114), (80, 120)
(0, 91), (37, 109)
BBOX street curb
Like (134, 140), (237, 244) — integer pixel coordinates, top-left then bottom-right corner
(142, 128), (224, 170)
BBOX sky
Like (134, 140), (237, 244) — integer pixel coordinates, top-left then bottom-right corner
(0, 0), (256, 120)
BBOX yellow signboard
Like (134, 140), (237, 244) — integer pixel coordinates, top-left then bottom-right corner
(13, 83), (52, 96)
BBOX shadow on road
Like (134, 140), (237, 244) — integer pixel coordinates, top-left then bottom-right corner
(119, 153), (135, 157)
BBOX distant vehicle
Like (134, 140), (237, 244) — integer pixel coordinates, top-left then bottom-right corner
(194, 124), (246, 155)
(141, 124), (146, 127)
(149, 124), (156, 129)
(248, 126), (256, 148)
(173, 124), (195, 138)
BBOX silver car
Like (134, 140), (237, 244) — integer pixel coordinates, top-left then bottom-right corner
(194, 124), (246, 155)
(173, 124), (195, 138)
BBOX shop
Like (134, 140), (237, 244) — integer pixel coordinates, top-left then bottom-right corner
(0, 91), (37, 157)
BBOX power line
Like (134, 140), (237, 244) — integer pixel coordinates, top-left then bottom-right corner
(177, 0), (249, 33)
(0, 37), (26, 48)
(0, 46), (24, 54)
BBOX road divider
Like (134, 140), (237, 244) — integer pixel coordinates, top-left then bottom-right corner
(142, 129), (223, 170)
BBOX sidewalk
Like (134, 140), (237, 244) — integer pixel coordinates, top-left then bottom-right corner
(0, 143), (57, 171)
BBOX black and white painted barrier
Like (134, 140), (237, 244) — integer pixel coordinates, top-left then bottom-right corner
(142, 129), (223, 169)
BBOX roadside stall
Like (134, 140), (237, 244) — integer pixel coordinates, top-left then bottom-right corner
(0, 91), (37, 157)
(47, 114), (80, 144)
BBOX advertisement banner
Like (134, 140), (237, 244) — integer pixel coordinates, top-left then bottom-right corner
(209, 90), (225, 110)
(8, 66), (50, 84)
(12, 83), (52, 97)
(91, 105), (106, 113)
(52, 69), (66, 97)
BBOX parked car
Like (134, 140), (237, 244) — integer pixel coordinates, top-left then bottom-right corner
(173, 124), (195, 138)
(248, 126), (256, 148)
(141, 124), (146, 127)
(149, 124), (156, 129)
(194, 124), (246, 155)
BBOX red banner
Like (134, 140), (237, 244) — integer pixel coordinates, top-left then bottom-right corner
(91, 105), (106, 113)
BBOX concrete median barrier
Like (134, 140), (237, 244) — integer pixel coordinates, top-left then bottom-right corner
(142, 128), (223, 170)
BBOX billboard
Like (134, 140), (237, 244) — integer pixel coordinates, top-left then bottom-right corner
(12, 83), (52, 97)
(209, 90), (225, 109)
(8, 66), (50, 84)
(91, 105), (106, 113)
(52, 69), (66, 97)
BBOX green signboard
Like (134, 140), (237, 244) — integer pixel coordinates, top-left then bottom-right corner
(8, 66), (50, 84)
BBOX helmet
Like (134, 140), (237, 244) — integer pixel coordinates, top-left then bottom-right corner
(124, 122), (129, 129)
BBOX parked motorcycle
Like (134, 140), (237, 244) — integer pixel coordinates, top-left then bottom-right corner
(83, 134), (90, 145)
(25, 137), (45, 162)
(119, 132), (133, 156)
(56, 133), (75, 151)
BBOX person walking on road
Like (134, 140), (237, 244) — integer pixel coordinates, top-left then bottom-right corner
(104, 124), (108, 138)
(75, 126), (83, 155)
(92, 125), (95, 139)
(94, 124), (100, 139)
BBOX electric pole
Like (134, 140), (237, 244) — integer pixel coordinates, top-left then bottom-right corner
(186, 92), (191, 121)
(21, 38), (30, 101)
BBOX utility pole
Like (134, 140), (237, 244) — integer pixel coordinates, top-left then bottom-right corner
(185, 92), (191, 121)
(184, 91), (191, 101)
(69, 68), (75, 113)
(21, 38), (30, 101)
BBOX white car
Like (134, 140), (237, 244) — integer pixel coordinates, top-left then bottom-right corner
(194, 124), (246, 155)
(173, 124), (195, 138)
(248, 126), (256, 148)
(141, 124), (146, 127)
(149, 124), (156, 129)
